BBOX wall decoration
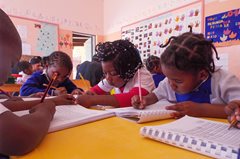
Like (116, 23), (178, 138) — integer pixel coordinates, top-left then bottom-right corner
(36, 23), (58, 56)
(10, 16), (59, 56)
(205, 8), (240, 47)
(121, 1), (203, 61)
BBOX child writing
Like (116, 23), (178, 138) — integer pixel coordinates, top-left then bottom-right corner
(16, 61), (33, 84)
(145, 55), (165, 87)
(20, 51), (83, 97)
(0, 9), (74, 156)
(75, 39), (155, 108)
(225, 101), (240, 128)
(131, 27), (240, 119)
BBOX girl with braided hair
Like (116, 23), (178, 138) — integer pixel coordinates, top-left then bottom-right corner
(20, 51), (83, 96)
(75, 39), (155, 108)
(145, 55), (165, 87)
(132, 26), (240, 119)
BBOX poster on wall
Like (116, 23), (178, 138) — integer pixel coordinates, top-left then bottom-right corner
(205, 8), (240, 47)
(121, 1), (203, 61)
(36, 23), (58, 56)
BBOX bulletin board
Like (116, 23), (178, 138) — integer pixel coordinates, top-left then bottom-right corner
(121, 0), (203, 61)
(10, 15), (59, 57)
(205, 8), (240, 47)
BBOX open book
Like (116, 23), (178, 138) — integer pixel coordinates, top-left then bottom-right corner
(14, 105), (115, 132)
(140, 116), (240, 159)
(106, 100), (175, 123)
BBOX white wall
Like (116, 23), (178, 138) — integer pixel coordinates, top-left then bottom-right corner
(103, 0), (197, 34)
(0, 0), (104, 35)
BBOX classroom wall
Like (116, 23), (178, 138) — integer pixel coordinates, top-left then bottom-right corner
(104, 0), (240, 78)
(0, 0), (104, 35)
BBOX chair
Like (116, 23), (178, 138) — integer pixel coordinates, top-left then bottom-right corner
(72, 79), (91, 91)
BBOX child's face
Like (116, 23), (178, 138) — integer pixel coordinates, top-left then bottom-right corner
(46, 64), (70, 86)
(0, 47), (21, 85)
(102, 61), (125, 88)
(161, 64), (207, 94)
(32, 63), (43, 72)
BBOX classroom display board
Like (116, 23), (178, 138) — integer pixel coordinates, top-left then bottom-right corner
(10, 16), (59, 56)
(205, 8), (240, 47)
(121, 1), (203, 61)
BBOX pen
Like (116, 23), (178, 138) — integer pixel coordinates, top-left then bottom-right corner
(79, 73), (90, 90)
(40, 73), (58, 103)
(0, 88), (11, 98)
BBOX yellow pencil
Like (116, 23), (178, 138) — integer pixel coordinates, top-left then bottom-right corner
(79, 73), (90, 90)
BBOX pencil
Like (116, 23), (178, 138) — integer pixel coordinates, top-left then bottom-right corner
(228, 115), (238, 130)
(79, 73), (90, 90)
(40, 73), (58, 103)
(138, 69), (143, 109)
(0, 88), (11, 98)
(43, 84), (61, 90)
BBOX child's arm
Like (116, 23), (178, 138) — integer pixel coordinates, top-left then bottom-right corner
(166, 102), (227, 118)
(1, 94), (74, 111)
(225, 100), (240, 128)
(0, 100), (55, 156)
(75, 87), (153, 108)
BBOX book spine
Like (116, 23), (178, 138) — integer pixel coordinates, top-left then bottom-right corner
(140, 127), (238, 159)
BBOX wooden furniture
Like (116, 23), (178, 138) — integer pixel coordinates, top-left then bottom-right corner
(0, 84), (22, 93)
(72, 79), (91, 91)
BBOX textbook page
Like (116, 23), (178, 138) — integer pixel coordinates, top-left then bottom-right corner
(106, 100), (175, 123)
(14, 105), (115, 132)
(140, 116), (240, 159)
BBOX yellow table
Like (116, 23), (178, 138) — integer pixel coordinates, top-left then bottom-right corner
(0, 84), (21, 92)
(12, 117), (226, 159)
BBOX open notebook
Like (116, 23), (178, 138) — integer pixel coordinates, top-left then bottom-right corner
(140, 116), (240, 159)
(14, 105), (115, 132)
(106, 100), (175, 123)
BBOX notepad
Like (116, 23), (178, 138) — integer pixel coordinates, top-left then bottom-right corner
(140, 116), (240, 159)
(106, 100), (175, 123)
(14, 105), (115, 132)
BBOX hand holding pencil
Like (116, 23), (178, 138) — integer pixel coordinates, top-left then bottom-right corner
(225, 101), (240, 129)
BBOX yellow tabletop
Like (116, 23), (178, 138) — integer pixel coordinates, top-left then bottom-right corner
(12, 117), (226, 159)
(0, 84), (21, 92)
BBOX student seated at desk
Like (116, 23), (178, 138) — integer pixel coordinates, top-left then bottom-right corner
(16, 60), (33, 84)
(145, 55), (165, 87)
(0, 8), (74, 156)
(75, 39), (155, 108)
(20, 51), (83, 97)
(225, 100), (240, 128)
(131, 26), (240, 119)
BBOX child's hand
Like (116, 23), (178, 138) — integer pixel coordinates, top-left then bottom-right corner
(131, 95), (147, 109)
(50, 94), (75, 106)
(54, 87), (67, 96)
(29, 100), (56, 120)
(5, 96), (23, 102)
(166, 101), (203, 118)
(29, 92), (48, 98)
(71, 89), (83, 95)
(74, 95), (93, 108)
(225, 101), (240, 128)
(84, 90), (97, 95)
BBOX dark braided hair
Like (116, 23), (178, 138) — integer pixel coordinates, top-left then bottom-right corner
(160, 26), (219, 74)
(48, 51), (73, 72)
(145, 55), (161, 73)
(95, 39), (143, 82)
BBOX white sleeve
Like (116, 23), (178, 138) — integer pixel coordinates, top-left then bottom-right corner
(211, 69), (240, 104)
(153, 78), (176, 102)
(0, 103), (9, 114)
(97, 79), (114, 92)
